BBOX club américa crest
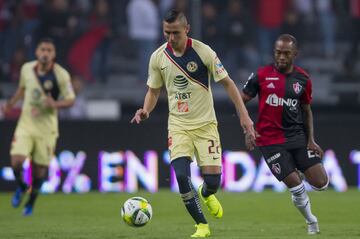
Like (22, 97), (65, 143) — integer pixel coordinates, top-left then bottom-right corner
(186, 61), (198, 73)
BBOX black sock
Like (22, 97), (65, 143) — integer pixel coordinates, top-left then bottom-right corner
(13, 169), (27, 191)
(25, 178), (44, 207)
(172, 158), (207, 224)
(201, 174), (221, 197)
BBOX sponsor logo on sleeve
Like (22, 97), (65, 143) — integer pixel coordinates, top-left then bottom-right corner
(214, 57), (225, 75)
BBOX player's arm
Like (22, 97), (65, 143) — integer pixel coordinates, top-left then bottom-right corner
(45, 69), (75, 109)
(2, 64), (26, 113)
(219, 76), (256, 150)
(2, 87), (25, 113)
(302, 104), (324, 158)
(44, 95), (75, 109)
(240, 91), (253, 104)
(131, 87), (161, 124)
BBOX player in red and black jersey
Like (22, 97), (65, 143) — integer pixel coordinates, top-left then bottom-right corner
(241, 34), (328, 234)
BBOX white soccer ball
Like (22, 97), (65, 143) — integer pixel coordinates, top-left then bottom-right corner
(121, 197), (152, 227)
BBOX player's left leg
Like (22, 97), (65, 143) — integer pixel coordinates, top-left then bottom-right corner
(304, 163), (329, 191)
(292, 148), (326, 234)
(192, 123), (223, 219)
(199, 166), (223, 219)
(283, 172), (319, 234)
(23, 162), (47, 216)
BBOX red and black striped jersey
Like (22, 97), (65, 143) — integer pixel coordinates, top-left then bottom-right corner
(243, 64), (312, 146)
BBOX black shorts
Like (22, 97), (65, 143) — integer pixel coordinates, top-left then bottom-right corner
(259, 143), (322, 181)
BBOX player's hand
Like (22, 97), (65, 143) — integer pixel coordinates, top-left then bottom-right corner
(245, 130), (259, 151)
(44, 94), (57, 109)
(1, 102), (12, 115)
(308, 140), (324, 158)
(241, 115), (256, 150)
(131, 108), (149, 124)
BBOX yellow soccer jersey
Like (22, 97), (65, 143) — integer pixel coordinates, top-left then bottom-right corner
(16, 60), (75, 137)
(147, 38), (228, 130)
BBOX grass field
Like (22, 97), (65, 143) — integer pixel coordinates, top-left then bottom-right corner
(0, 189), (359, 239)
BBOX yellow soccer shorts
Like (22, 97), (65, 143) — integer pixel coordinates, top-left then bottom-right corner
(168, 123), (222, 167)
(10, 128), (57, 166)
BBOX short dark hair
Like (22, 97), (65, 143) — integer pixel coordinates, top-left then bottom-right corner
(37, 37), (55, 47)
(276, 34), (298, 49)
(163, 9), (187, 24)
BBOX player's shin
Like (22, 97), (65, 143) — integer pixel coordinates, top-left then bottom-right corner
(13, 168), (28, 191)
(25, 177), (45, 207)
(289, 182), (317, 223)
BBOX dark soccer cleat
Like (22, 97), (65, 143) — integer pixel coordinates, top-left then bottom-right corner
(23, 204), (33, 216)
(11, 187), (25, 208)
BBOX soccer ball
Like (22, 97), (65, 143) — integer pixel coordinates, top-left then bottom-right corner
(121, 197), (152, 227)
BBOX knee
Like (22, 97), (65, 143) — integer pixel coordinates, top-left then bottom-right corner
(171, 157), (191, 186)
(11, 155), (26, 169)
(311, 176), (329, 191)
(203, 174), (221, 192)
(175, 171), (189, 185)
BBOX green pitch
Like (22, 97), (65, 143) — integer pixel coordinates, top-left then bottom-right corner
(0, 189), (359, 239)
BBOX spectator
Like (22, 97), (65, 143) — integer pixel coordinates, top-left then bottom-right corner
(60, 75), (87, 119)
(222, 0), (259, 76)
(344, 0), (360, 70)
(201, 1), (223, 54)
(90, 0), (112, 83)
(127, 0), (159, 82)
(37, 0), (77, 67)
(316, 0), (336, 58)
(254, 0), (289, 64)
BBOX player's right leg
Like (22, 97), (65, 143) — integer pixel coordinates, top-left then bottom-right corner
(10, 155), (28, 207)
(10, 130), (33, 208)
(23, 162), (47, 216)
(169, 130), (210, 237)
(171, 158), (210, 238)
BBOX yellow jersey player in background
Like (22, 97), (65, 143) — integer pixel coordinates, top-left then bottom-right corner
(2, 38), (75, 216)
(131, 10), (256, 237)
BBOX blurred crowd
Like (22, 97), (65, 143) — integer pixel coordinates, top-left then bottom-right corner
(0, 0), (359, 85)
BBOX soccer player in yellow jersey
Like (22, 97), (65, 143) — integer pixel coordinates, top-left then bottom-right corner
(2, 38), (75, 216)
(131, 10), (255, 237)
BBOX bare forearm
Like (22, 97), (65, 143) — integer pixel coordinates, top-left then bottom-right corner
(303, 105), (315, 141)
(7, 88), (24, 107)
(143, 88), (160, 113)
(54, 99), (75, 109)
(222, 77), (249, 118)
